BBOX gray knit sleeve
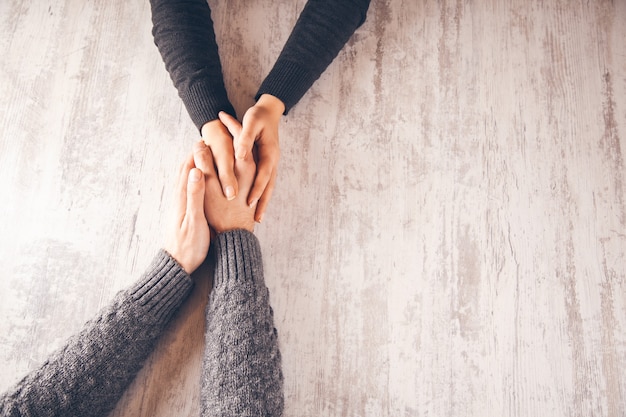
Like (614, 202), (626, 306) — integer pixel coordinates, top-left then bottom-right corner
(0, 249), (194, 417)
(201, 229), (284, 417)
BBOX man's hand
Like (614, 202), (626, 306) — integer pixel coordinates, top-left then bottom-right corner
(193, 141), (256, 233)
(164, 155), (211, 274)
(221, 93), (284, 223)
(200, 118), (238, 201)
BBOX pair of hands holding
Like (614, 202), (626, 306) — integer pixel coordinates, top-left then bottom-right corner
(165, 95), (284, 274)
(201, 94), (285, 224)
(165, 113), (260, 274)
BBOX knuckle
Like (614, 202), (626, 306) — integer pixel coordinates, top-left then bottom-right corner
(193, 143), (211, 158)
(247, 106), (263, 119)
(193, 140), (206, 151)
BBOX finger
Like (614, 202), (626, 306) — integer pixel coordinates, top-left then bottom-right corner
(233, 154), (257, 189)
(211, 145), (238, 200)
(175, 154), (195, 224)
(218, 111), (243, 138)
(247, 158), (274, 208)
(254, 169), (277, 223)
(193, 141), (217, 178)
(193, 143), (224, 199)
(194, 139), (238, 200)
(185, 168), (206, 225)
(198, 135), (238, 200)
(233, 114), (258, 160)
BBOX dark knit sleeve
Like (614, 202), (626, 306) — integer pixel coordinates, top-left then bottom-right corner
(150, 0), (236, 131)
(256, 0), (371, 113)
(0, 250), (193, 417)
(201, 230), (283, 417)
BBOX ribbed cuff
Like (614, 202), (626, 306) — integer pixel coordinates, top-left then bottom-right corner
(129, 249), (194, 324)
(256, 60), (319, 115)
(212, 229), (263, 289)
(181, 82), (237, 132)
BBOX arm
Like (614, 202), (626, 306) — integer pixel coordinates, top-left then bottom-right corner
(192, 141), (284, 416)
(150, 0), (236, 130)
(0, 252), (193, 417)
(202, 230), (283, 416)
(151, 0), (242, 202)
(256, 0), (371, 113)
(0, 158), (211, 417)
(233, 0), (371, 222)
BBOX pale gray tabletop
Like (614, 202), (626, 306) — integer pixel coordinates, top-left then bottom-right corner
(0, 1), (624, 416)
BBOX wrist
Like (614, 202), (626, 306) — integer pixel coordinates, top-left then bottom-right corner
(256, 94), (285, 117)
(213, 216), (255, 235)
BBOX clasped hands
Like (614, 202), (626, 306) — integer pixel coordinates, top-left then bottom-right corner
(165, 95), (284, 274)
(164, 115), (258, 274)
(200, 94), (285, 224)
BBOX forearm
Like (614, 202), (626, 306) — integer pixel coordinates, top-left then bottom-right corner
(201, 230), (283, 417)
(257, 0), (371, 113)
(150, 0), (236, 130)
(0, 250), (193, 417)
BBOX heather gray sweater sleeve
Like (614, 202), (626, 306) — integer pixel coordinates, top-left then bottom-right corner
(201, 229), (284, 417)
(0, 250), (193, 417)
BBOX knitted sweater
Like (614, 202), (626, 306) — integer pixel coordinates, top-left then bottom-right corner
(150, 0), (371, 130)
(0, 229), (283, 417)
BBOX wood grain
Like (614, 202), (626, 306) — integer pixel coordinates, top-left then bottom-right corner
(0, 0), (624, 416)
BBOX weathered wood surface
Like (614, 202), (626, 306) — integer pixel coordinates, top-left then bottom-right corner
(1, 0), (624, 416)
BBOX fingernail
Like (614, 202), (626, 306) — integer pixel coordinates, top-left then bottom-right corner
(189, 169), (201, 182)
(257, 214), (263, 223)
(249, 198), (258, 208)
(225, 186), (235, 200)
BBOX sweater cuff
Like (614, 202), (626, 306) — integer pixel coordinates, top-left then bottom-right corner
(181, 82), (237, 132)
(256, 60), (320, 115)
(129, 249), (194, 324)
(212, 229), (263, 289)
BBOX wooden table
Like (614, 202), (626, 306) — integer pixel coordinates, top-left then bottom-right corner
(1, 1), (624, 415)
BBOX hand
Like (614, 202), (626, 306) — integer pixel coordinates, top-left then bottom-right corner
(164, 155), (211, 274)
(220, 93), (284, 223)
(200, 118), (238, 201)
(193, 141), (256, 233)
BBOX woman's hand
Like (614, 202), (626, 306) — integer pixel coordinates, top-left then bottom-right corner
(221, 93), (284, 223)
(201, 118), (238, 201)
(164, 155), (211, 274)
(193, 140), (256, 234)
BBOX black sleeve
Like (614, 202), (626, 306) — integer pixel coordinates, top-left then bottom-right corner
(256, 0), (371, 113)
(150, 0), (237, 131)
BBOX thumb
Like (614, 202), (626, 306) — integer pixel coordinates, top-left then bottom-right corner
(186, 168), (205, 223)
(219, 111), (251, 159)
(221, 111), (255, 160)
(236, 123), (257, 160)
(218, 111), (242, 138)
